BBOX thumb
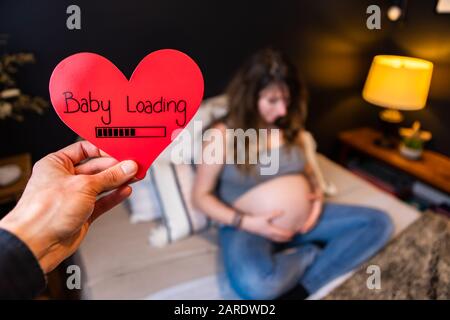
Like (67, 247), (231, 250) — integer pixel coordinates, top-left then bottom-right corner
(92, 160), (138, 193)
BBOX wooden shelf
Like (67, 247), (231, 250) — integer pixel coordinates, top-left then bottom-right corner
(339, 127), (450, 194)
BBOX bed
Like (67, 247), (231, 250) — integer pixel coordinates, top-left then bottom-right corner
(79, 153), (420, 299)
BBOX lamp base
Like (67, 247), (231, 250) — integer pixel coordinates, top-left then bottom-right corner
(375, 108), (403, 149)
(379, 108), (403, 123)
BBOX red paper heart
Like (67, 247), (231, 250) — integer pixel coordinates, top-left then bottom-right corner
(49, 49), (204, 178)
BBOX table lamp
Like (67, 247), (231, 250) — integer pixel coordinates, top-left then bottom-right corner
(362, 55), (433, 147)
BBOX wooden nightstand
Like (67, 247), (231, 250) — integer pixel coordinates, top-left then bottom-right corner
(338, 127), (450, 197)
(338, 128), (450, 216)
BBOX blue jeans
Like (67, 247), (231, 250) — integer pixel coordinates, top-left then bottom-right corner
(218, 203), (394, 300)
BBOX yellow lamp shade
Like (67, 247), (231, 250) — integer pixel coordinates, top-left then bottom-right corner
(362, 55), (433, 110)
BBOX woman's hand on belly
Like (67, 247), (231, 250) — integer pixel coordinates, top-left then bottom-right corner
(241, 210), (295, 243)
(297, 188), (324, 234)
(233, 175), (313, 232)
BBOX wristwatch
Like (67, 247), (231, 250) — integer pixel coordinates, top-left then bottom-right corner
(231, 209), (245, 228)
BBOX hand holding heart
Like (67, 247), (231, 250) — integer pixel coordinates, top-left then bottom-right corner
(0, 141), (139, 274)
(49, 49), (204, 178)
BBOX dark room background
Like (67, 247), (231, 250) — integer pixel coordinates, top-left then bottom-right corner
(0, 0), (449, 163)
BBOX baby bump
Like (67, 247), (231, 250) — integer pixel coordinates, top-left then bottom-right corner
(232, 174), (312, 232)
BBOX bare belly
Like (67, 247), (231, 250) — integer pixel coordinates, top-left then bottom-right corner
(232, 174), (312, 232)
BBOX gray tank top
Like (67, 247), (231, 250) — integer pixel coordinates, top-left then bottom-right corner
(217, 144), (306, 205)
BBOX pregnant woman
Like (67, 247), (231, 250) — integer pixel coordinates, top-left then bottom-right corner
(192, 49), (394, 300)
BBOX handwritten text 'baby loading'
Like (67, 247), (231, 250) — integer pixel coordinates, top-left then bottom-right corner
(62, 91), (188, 127)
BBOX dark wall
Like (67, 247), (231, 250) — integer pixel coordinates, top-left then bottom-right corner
(0, 0), (448, 163)
(290, 0), (450, 157)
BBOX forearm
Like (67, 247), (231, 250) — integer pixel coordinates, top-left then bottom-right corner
(305, 170), (319, 190)
(304, 162), (322, 192)
(0, 195), (58, 274)
(193, 193), (238, 226)
(306, 200), (322, 222)
(298, 200), (323, 234)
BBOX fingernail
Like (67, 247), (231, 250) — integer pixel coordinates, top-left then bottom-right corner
(121, 160), (138, 175)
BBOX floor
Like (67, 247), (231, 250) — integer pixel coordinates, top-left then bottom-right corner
(325, 212), (450, 299)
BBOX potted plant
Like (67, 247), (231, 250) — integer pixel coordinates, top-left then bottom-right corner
(0, 52), (48, 121)
(0, 52), (49, 187)
(398, 121), (432, 160)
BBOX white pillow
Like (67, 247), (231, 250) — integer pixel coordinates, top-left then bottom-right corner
(126, 95), (227, 225)
(148, 159), (209, 246)
(145, 96), (228, 246)
(127, 170), (162, 223)
(159, 95), (228, 163)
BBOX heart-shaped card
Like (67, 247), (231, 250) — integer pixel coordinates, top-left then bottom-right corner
(49, 49), (204, 178)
